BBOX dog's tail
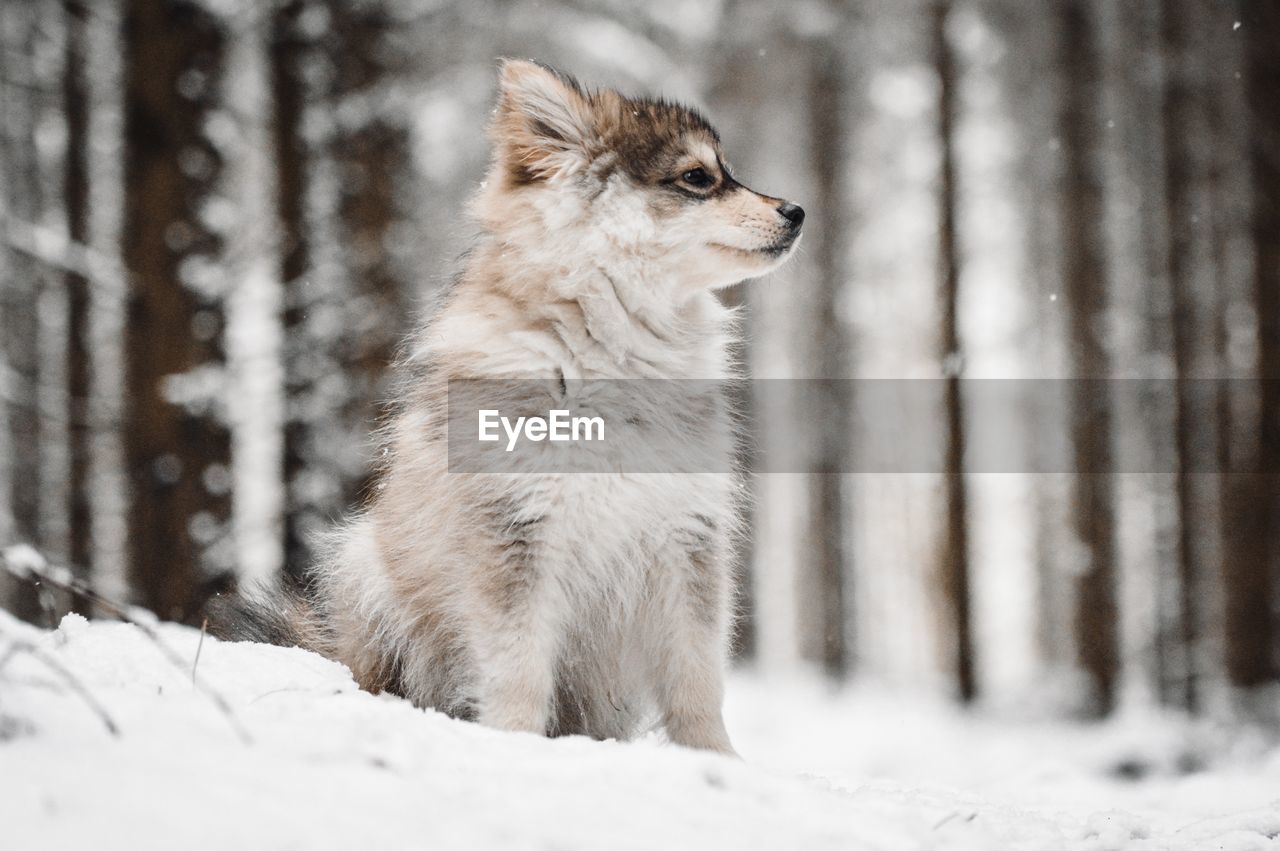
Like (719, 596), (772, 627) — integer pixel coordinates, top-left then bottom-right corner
(205, 572), (330, 653)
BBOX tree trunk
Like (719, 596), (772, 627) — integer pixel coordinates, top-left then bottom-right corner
(1159, 0), (1222, 712)
(1057, 0), (1119, 716)
(322, 0), (414, 512)
(933, 0), (975, 703)
(804, 36), (851, 679)
(1099, 0), (1182, 708)
(1222, 0), (1280, 690)
(122, 0), (231, 621)
(271, 0), (316, 575)
(63, 0), (92, 611)
(0, 1), (49, 623)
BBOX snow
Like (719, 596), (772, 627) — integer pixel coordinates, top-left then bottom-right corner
(3, 611), (1279, 850)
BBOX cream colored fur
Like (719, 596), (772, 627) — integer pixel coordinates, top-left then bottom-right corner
(304, 60), (802, 755)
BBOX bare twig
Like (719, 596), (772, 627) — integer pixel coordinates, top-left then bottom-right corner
(932, 810), (978, 831)
(192, 617), (208, 686)
(0, 640), (119, 736)
(1, 545), (253, 744)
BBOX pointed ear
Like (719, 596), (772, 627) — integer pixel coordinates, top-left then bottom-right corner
(492, 59), (595, 182)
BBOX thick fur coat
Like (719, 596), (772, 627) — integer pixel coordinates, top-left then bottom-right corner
(214, 60), (803, 755)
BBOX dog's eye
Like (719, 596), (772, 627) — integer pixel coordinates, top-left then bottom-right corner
(680, 168), (714, 189)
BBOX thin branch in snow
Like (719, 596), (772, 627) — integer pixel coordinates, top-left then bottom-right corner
(1, 545), (253, 744)
(0, 639), (120, 737)
(932, 810), (977, 831)
(192, 617), (208, 686)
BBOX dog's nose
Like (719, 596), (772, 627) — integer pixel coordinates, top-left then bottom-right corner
(777, 202), (805, 229)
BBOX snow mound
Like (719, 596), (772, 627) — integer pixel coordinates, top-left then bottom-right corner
(2, 611), (1278, 850)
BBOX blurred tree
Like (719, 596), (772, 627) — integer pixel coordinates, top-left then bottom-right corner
(62, 0), (91, 610)
(804, 31), (852, 679)
(1098, 0), (1183, 709)
(0, 10), (11, 608)
(0, 0), (53, 623)
(271, 0), (319, 574)
(932, 0), (976, 703)
(1221, 0), (1280, 693)
(1159, 0), (1226, 713)
(1057, 0), (1119, 716)
(987, 0), (1077, 684)
(321, 0), (415, 511)
(121, 0), (231, 621)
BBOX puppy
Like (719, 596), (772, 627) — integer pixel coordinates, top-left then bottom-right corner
(215, 60), (803, 755)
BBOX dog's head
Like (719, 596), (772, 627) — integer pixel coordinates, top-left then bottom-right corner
(473, 60), (804, 292)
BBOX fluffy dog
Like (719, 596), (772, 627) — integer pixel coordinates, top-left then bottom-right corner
(215, 60), (803, 755)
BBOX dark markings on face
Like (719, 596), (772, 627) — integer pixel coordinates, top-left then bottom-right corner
(586, 94), (774, 221)
(551, 73), (718, 184)
(502, 65), (768, 212)
(599, 103), (718, 182)
(588, 97), (740, 203)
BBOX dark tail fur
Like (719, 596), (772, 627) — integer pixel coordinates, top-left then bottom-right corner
(205, 571), (329, 652)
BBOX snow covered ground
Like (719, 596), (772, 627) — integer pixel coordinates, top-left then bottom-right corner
(3, 610), (1279, 851)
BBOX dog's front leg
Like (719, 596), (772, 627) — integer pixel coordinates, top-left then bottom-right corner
(649, 540), (737, 756)
(470, 547), (563, 735)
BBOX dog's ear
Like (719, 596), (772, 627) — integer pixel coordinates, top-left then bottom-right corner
(492, 59), (594, 182)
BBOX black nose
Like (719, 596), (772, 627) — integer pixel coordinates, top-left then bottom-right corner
(777, 202), (805, 229)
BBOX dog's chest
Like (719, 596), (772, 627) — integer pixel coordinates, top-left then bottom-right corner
(515, 473), (729, 585)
